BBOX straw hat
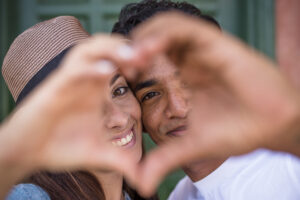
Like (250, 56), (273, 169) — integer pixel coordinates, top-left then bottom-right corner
(2, 16), (90, 103)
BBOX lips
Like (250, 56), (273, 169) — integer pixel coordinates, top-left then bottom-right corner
(111, 127), (136, 147)
(166, 125), (187, 136)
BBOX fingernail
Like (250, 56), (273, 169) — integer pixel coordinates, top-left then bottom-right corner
(94, 60), (117, 74)
(117, 44), (135, 60)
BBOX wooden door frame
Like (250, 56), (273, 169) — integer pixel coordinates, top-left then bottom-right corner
(0, 0), (19, 121)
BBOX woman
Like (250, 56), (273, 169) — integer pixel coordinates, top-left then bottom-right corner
(2, 16), (156, 200)
(20, 70), (145, 200)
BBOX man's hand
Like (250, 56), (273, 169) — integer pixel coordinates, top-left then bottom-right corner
(124, 12), (300, 196)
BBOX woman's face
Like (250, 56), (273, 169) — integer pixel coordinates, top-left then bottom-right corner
(104, 71), (142, 162)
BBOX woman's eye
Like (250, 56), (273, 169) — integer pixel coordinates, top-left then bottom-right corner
(112, 87), (128, 98)
(142, 91), (160, 102)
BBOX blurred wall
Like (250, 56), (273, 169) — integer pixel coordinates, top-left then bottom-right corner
(0, 0), (17, 121)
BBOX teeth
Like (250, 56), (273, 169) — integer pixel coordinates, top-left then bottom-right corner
(112, 131), (134, 147)
(121, 138), (126, 145)
(126, 134), (130, 141)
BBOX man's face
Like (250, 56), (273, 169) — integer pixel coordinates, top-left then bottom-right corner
(132, 56), (189, 144)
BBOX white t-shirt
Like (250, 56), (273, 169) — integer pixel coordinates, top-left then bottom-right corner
(168, 149), (300, 200)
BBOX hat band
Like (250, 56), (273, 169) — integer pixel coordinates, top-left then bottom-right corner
(16, 46), (72, 104)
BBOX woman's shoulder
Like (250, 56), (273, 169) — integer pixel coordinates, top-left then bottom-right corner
(6, 183), (50, 200)
(124, 191), (131, 200)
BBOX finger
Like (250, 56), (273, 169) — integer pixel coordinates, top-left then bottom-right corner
(130, 12), (220, 59)
(134, 136), (203, 196)
(131, 11), (299, 115)
(117, 46), (154, 81)
(87, 146), (138, 175)
(63, 34), (145, 81)
(60, 34), (129, 72)
(72, 34), (126, 62)
(116, 12), (221, 83)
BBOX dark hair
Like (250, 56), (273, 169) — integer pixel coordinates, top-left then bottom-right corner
(25, 171), (105, 200)
(25, 170), (153, 200)
(112, 0), (220, 36)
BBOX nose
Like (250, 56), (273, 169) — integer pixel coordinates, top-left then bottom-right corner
(104, 102), (129, 130)
(165, 87), (189, 119)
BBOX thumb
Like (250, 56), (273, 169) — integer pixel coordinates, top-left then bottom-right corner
(134, 136), (200, 197)
(88, 146), (139, 176)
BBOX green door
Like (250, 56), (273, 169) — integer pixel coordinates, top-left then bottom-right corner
(1, 0), (275, 120)
(0, 0), (274, 199)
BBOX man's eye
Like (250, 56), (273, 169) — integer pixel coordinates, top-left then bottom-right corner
(142, 91), (160, 102)
(112, 87), (128, 98)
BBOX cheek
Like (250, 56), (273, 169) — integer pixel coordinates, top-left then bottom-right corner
(123, 95), (142, 124)
(142, 105), (161, 133)
(131, 98), (141, 120)
(141, 96), (167, 132)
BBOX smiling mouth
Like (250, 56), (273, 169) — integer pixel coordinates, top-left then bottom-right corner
(166, 126), (187, 136)
(112, 128), (135, 147)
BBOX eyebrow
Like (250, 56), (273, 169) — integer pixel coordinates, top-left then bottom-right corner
(134, 79), (157, 92)
(110, 73), (121, 86)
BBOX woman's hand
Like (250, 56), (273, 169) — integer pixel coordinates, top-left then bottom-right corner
(0, 35), (136, 198)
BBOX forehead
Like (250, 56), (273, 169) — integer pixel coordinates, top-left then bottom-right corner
(134, 56), (177, 86)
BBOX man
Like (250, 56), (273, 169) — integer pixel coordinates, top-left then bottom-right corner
(112, 1), (300, 199)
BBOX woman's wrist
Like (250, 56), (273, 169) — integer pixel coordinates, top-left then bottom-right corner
(0, 123), (35, 200)
(0, 109), (43, 178)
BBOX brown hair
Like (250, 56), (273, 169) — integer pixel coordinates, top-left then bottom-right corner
(25, 170), (158, 200)
(25, 144), (158, 200)
(25, 171), (104, 200)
